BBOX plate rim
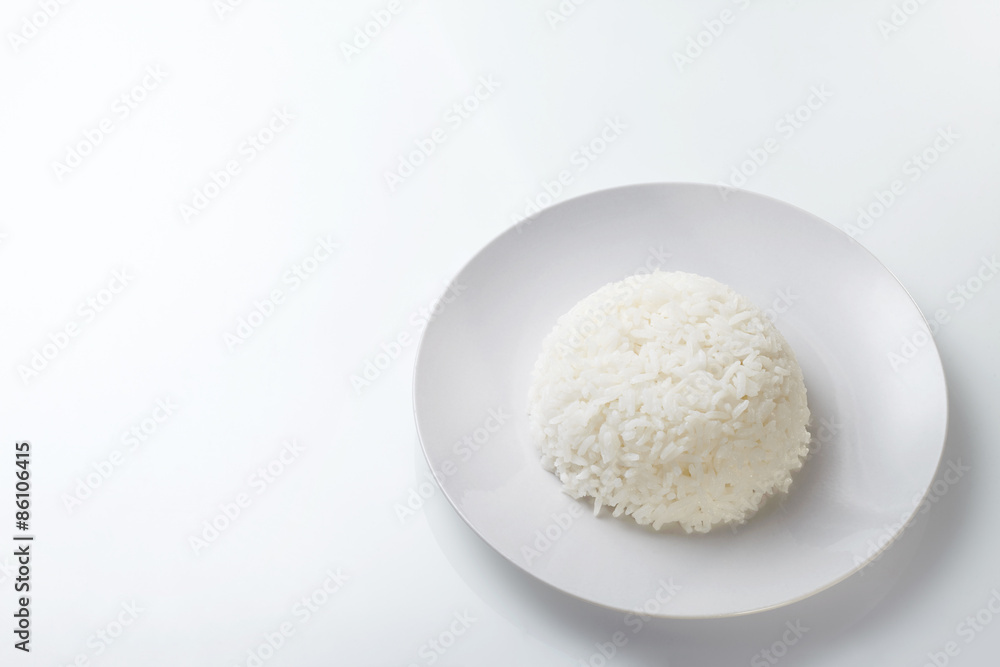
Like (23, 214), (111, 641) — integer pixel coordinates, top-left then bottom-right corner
(412, 181), (950, 619)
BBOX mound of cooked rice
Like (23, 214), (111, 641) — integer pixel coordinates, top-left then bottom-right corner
(527, 270), (810, 534)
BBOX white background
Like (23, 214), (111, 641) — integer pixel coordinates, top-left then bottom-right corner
(2, 0), (999, 665)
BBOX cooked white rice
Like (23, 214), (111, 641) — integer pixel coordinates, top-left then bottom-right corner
(528, 270), (810, 533)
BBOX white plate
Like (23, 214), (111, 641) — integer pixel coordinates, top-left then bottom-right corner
(413, 183), (948, 618)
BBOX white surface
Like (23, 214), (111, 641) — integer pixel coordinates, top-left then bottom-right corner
(414, 183), (948, 618)
(0, 0), (997, 665)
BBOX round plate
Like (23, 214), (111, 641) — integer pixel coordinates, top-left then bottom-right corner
(412, 183), (948, 618)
